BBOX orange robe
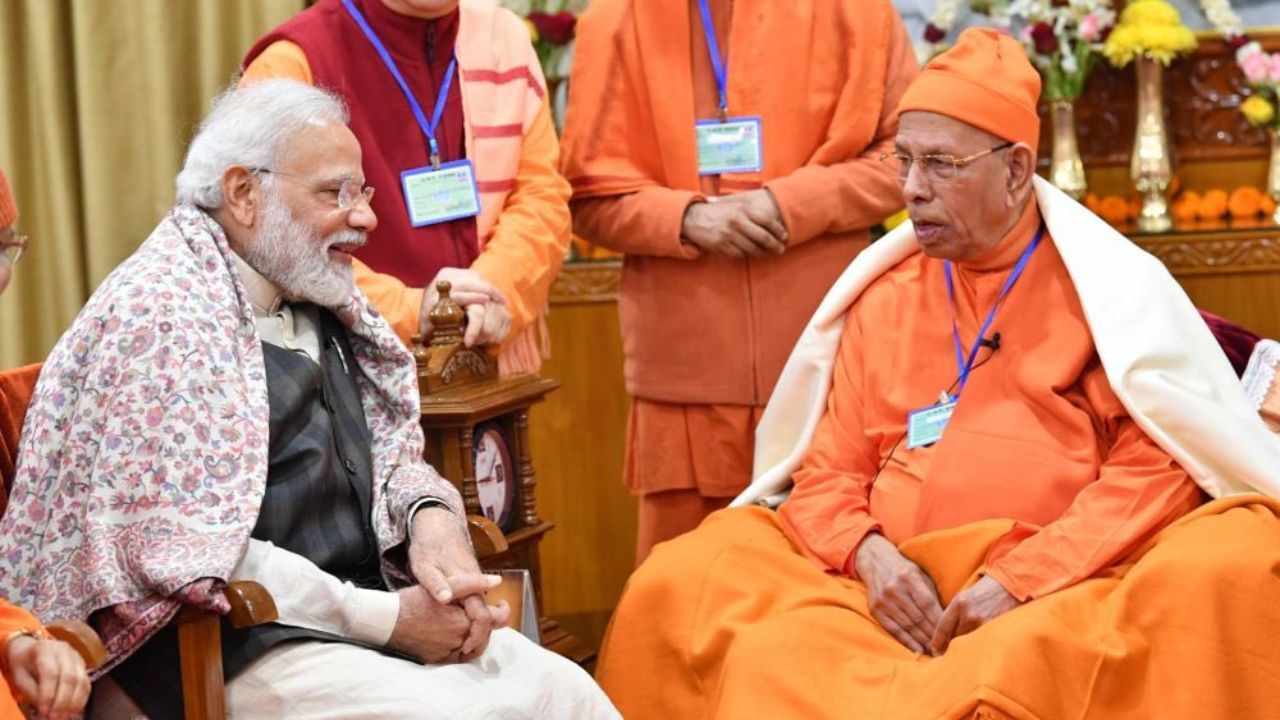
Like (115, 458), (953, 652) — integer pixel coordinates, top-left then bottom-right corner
(780, 200), (1201, 599)
(563, 0), (919, 559)
(592, 202), (1279, 719)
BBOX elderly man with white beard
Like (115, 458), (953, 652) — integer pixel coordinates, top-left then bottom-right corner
(0, 80), (619, 720)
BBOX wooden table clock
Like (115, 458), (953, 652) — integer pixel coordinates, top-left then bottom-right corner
(413, 282), (593, 665)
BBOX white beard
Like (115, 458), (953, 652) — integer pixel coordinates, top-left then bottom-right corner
(242, 188), (365, 308)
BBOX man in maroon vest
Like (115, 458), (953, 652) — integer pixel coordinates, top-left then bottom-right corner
(243, 0), (570, 373)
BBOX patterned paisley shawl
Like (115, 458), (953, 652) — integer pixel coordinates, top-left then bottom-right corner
(0, 204), (461, 671)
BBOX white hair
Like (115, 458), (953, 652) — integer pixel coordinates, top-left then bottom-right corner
(175, 80), (349, 208)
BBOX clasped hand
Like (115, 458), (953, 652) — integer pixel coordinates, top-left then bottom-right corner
(390, 508), (510, 664)
(680, 189), (788, 258)
(854, 533), (1020, 656)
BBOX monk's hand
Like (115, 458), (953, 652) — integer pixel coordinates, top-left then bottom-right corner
(714, 189), (789, 247)
(2, 633), (91, 719)
(463, 300), (512, 348)
(929, 575), (1021, 655)
(680, 193), (787, 258)
(419, 267), (508, 339)
(853, 533), (944, 655)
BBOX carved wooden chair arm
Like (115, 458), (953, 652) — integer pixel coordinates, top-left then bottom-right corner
(468, 514), (509, 558)
(45, 619), (107, 669)
(172, 581), (277, 720)
(222, 580), (278, 628)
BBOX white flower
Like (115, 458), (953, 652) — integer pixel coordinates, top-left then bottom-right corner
(931, 0), (962, 30)
(499, 0), (532, 15)
(1199, 0), (1243, 37)
(1061, 38), (1079, 73)
(1238, 40), (1264, 65)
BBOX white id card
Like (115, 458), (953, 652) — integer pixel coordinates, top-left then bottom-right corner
(695, 116), (763, 175)
(400, 159), (481, 227)
(906, 400), (956, 449)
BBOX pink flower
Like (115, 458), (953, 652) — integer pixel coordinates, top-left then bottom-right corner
(1269, 54), (1280, 84)
(1078, 14), (1100, 43)
(1241, 49), (1270, 84)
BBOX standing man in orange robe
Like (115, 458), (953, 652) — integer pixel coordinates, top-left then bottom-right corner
(560, 0), (920, 561)
(242, 0), (570, 374)
(595, 29), (1280, 719)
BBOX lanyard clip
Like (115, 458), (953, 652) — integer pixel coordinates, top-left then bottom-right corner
(430, 151), (441, 170)
(717, 105), (728, 123)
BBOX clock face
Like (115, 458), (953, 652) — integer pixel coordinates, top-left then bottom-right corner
(472, 421), (516, 531)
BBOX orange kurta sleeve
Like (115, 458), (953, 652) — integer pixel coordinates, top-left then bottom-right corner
(984, 366), (1203, 601)
(240, 39), (313, 86)
(761, 18), (917, 247)
(0, 600), (41, 638)
(469, 99), (571, 335)
(352, 260), (426, 344)
(777, 310), (883, 575)
(571, 188), (704, 259)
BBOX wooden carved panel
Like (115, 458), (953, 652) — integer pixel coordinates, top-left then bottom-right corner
(1038, 33), (1280, 168)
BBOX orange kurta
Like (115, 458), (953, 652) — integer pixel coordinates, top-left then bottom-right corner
(565, 0), (919, 555)
(565, 0), (918, 406)
(778, 199), (1202, 599)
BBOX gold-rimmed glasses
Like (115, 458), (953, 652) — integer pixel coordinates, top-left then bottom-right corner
(251, 168), (375, 210)
(880, 141), (1014, 184)
(0, 228), (26, 265)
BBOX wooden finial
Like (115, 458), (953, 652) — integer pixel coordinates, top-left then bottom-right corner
(429, 281), (465, 348)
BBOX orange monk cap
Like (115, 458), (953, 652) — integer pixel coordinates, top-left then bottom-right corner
(896, 28), (1042, 154)
(0, 170), (16, 228)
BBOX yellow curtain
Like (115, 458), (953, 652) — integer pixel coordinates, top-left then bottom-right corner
(0, 0), (304, 367)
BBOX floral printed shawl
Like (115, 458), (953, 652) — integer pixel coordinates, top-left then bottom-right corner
(0, 204), (461, 671)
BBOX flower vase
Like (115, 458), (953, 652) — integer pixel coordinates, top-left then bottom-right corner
(1268, 127), (1280, 226)
(1049, 100), (1087, 200)
(1130, 56), (1173, 233)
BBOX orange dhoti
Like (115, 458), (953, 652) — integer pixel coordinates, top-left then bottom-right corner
(598, 499), (1280, 719)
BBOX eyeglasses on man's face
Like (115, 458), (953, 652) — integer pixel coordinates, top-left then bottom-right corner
(0, 228), (27, 265)
(251, 168), (375, 210)
(880, 142), (1014, 184)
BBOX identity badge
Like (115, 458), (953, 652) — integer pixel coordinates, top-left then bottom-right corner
(906, 400), (957, 450)
(695, 116), (763, 175)
(400, 159), (481, 227)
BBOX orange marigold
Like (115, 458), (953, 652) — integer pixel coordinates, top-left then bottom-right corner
(1199, 189), (1229, 218)
(1172, 191), (1200, 222)
(1099, 195), (1131, 225)
(1228, 187), (1264, 218)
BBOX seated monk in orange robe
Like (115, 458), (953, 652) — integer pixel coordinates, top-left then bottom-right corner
(596, 29), (1280, 720)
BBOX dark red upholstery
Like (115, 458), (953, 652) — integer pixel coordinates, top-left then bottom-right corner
(0, 363), (41, 517)
(1198, 310), (1261, 378)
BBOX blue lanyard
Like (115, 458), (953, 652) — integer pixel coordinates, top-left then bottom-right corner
(343, 0), (456, 168)
(943, 224), (1044, 398)
(694, 0), (729, 120)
